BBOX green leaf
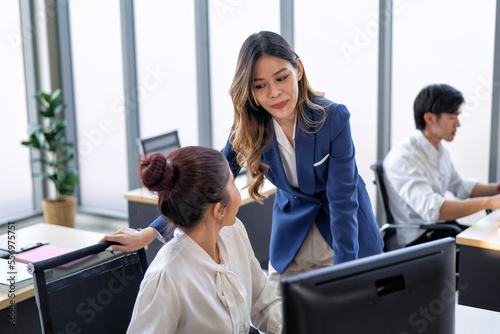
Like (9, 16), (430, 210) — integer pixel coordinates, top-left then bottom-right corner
(45, 174), (58, 184)
(55, 154), (74, 166)
(37, 91), (52, 103)
(53, 104), (66, 116)
(40, 109), (54, 118)
(27, 124), (43, 136)
(22, 133), (42, 149)
(55, 169), (78, 195)
(50, 89), (62, 102)
(50, 119), (66, 130)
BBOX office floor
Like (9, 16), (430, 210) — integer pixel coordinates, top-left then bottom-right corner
(0, 213), (127, 236)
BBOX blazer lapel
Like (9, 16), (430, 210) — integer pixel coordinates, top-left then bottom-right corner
(295, 116), (316, 195)
(262, 128), (296, 194)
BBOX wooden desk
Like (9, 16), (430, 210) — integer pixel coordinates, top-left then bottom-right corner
(125, 174), (277, 268)
(0, 223), (104, 333)
(456, 209), (500, 311)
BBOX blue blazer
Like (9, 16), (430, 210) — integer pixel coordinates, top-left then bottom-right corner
(151, 96), (383, 274)
(222, 97), (383, 274)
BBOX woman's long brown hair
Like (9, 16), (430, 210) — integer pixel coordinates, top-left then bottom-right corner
(229, 31), (327, 202)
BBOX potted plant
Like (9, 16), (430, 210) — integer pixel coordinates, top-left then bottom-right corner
(22, 89), (79, 227)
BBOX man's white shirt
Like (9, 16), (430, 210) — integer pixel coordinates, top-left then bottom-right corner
(383, 130), (477, 247)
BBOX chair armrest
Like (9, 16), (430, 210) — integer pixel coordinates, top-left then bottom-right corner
(418, 224), (462, 234)
(380, 223), (463, 235)
(379, 223), (422, 232)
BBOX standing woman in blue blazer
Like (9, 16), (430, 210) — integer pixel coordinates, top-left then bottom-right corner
(103, 31), (383, 286)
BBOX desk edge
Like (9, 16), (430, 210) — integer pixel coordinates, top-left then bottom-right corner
(0, 285), (35, 310)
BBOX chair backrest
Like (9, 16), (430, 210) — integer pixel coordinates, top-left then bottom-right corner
(371, 159), (398, 251)
(28, 241), (148, 334)
(137, 130), (180, 157)
(371, 159), (395, 225)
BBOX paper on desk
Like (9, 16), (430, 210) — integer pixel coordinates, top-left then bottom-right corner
(15, 245), (74, 264)
(0, 258), (32, 292)
(0, 235), (48, 253)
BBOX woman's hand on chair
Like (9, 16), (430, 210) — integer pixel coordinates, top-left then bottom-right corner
(99, 226), (157, 252)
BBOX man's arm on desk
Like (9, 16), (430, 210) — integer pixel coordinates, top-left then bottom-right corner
(439, 193), (500, 221)
(470, 182), (500, 197)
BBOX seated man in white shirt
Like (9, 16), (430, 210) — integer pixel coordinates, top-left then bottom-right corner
(383, 84), (500, 249)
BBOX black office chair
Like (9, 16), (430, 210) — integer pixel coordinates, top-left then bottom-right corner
(28, 241), (148, 334)
(371, 159), (463, 252)
(137, 130), (180, 157)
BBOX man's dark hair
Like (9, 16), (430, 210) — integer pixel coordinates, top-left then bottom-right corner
(414, 84), (464, 130)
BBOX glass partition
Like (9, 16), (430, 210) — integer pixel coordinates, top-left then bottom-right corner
(0, 1), (33, 221)
(392, 0), (496, 224)
(134, 0), (198, 147)
(69, 0), (127, 215)
(295, 0), (380, 207)
(209, 0), (280, 150)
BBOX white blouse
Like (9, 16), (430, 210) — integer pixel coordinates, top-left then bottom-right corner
(127, 219), (283, 334)
(273, 116), (299, 188)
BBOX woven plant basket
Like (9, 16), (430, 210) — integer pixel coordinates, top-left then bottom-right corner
(42, 196), (77, 227)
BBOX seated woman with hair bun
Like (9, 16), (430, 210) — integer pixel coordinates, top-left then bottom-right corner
(126, 146), (282, 334)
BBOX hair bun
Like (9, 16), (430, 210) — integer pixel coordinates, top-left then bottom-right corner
(140, 153), (175, 192)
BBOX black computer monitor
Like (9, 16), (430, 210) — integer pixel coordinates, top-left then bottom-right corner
(281, 237), (456, 334)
